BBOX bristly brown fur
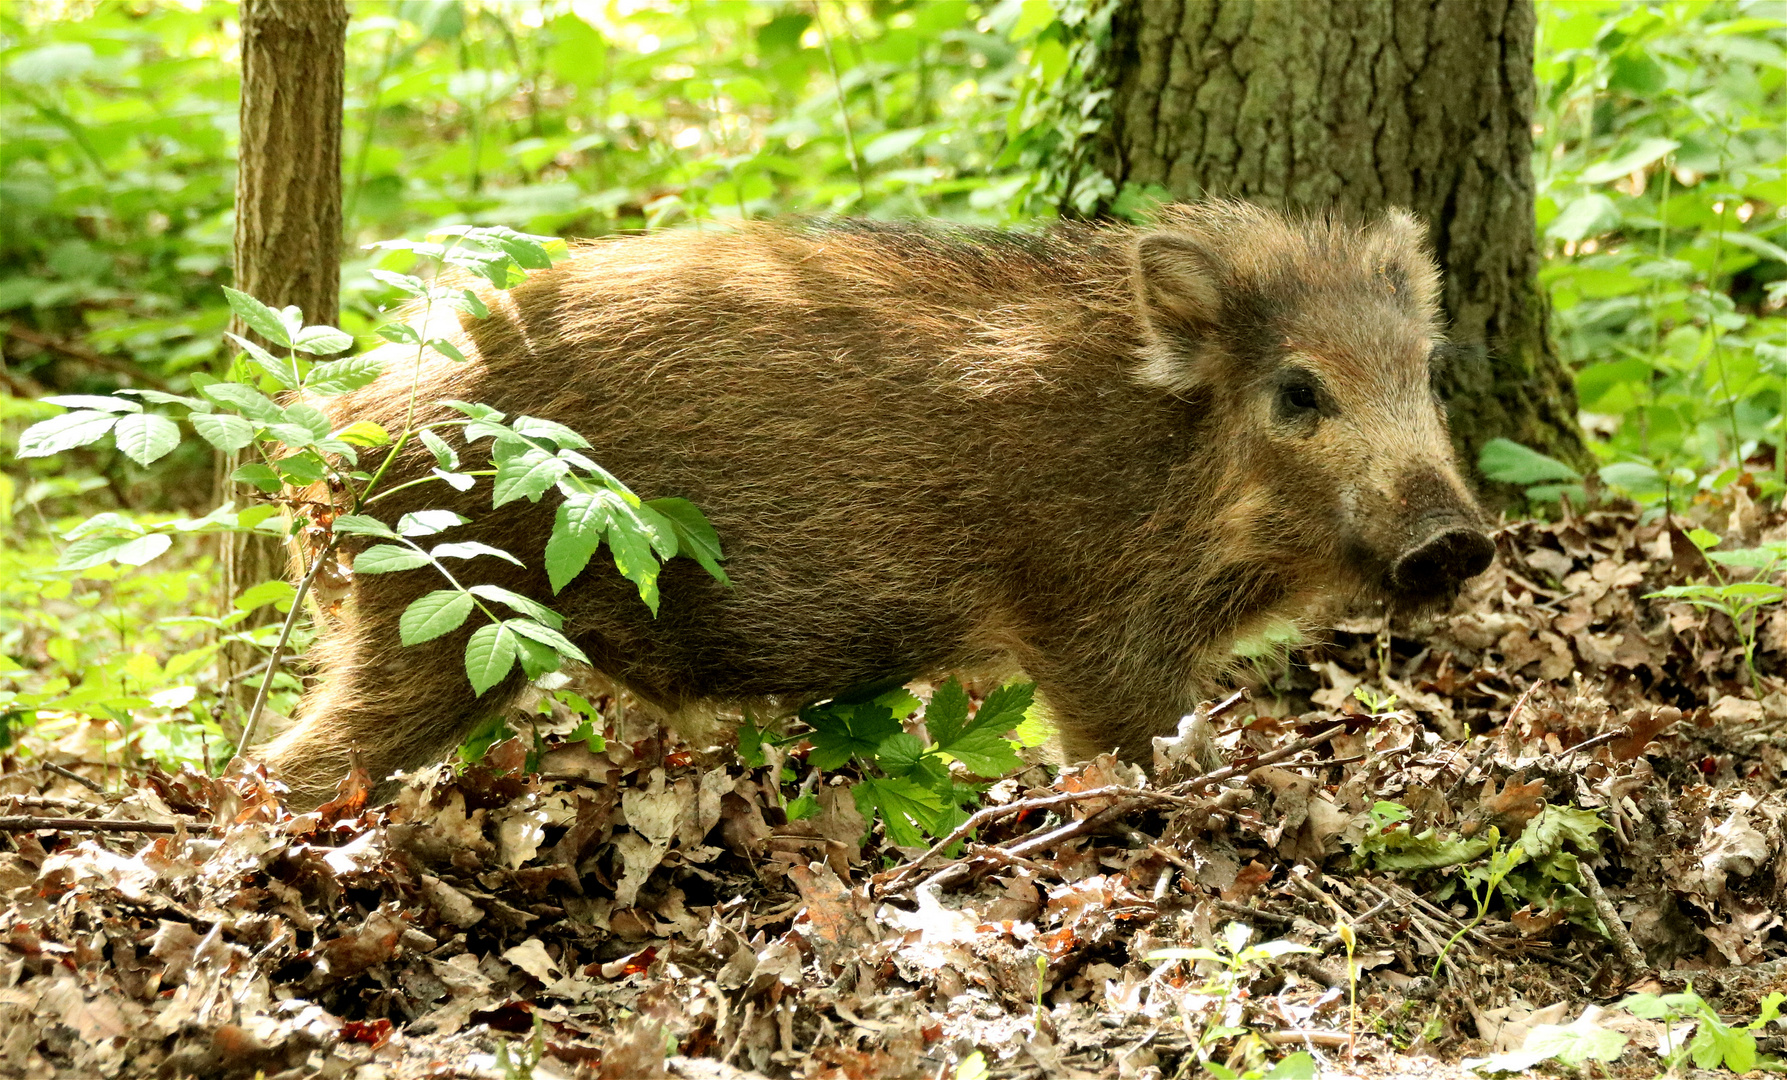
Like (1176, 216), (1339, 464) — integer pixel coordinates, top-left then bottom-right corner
(263, 202), (1486, 806)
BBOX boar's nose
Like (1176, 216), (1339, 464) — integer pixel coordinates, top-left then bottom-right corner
(1389, 526), (1494, 602)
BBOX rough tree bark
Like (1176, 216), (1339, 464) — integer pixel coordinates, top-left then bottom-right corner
(1088, 0), (1585, 486)
(220, 0), (348, 722)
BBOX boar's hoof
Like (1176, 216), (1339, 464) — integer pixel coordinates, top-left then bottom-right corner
(1389, 527), (1494, 604)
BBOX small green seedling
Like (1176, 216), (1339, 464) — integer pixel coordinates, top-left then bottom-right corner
(1646, 528), (1787, 691)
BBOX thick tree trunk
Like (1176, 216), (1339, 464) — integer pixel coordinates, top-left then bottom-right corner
(1089, 0), (1585, 488)
(221, 0), (348, 724)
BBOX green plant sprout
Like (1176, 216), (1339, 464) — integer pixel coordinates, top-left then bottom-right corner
(1147, 922), (1318, 1063)
(1619, 986), (1785, 1075)
(739, 676), (1035, 848)
(1645, 527), (1787, 692)
(1432, 837), (1524, 981)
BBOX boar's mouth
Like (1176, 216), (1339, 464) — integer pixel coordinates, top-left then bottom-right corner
(1384, 525), (1495, 607)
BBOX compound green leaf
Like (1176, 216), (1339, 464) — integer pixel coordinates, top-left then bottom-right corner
(190, 412), (257, 452)
(354, 544), (429, 573)
(400, 590), (475, 645)
(464, 622), (518, 695)
(17, 410), (120, 458)
(111, 412), (181, 467)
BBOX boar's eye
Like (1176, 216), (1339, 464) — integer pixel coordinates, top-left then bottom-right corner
(1274, 375), (1324, 424)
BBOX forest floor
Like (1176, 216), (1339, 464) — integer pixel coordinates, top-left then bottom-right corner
(1, 500), (1786, 1079)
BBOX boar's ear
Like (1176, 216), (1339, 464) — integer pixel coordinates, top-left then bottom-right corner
(1366, 209), (1442, 319)
(1132, 232), (1225, 394)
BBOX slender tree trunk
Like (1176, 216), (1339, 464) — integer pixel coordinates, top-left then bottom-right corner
(220, 0), (348, 724)
(1088, 0), (1585, 489)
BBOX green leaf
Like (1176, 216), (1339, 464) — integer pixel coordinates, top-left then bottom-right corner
(232, 463), (282, 493)
(940, 725), (1023, 777)
(226, 332), (300, 388)
(234, 579), (297, 612)
(111, 413), (182, 466)
(431, 541), (524, 565)
(647, 497), (729, 584)
(306, 356), (383, 395)
(197, 382), (286, 424)
(468, 584), (563, 628)
(1478, 438), (1583, 485)
(223, 286), (293, 347)
(491, 445), (569, 507)
(876, 732), (929, 778)
(464, 622), (519, 695)
(117, 389), (209, 410)
(40, 394), (139, 413)
(458, 289), (490, 319)
(513, 631), (560, 679)
(428, 337), (468, 363)
(281, 403), (333, 442)
(1579, 137), (1679, 184)
(292, 324), (354, 356)
(1545, 193), (1620, 243)
(969, 681), (1035, 736)
(17, 410), (120, 457)
(354, 544), (430, 573)
(510, 415), (592, 449)
(805, 698), (904, 770)
(864, 127), (927, 164)
(1265, 1053), (1317, 1080)
(397, 509), (468, 536)
(190, 412), (257, 452)
(1686, 528), (1722, 552)
(604, 502), (662, 614)
(419, 427), (459, 469)
(59, 532), (172, 571)
(922, 678), (972, 748)
(400, 590), (475, 645)
(335, 421), (391, 447)
(367, 269), (427, 296)
(377, 323), (421, 344)
(855, 777), (944, 847)
(332, 514), (397, 538)
(278, 453), (326, 485)
(506, 618), (589, 664)
(1705, 547), (1785, 570)
(545, 491), (610, 593)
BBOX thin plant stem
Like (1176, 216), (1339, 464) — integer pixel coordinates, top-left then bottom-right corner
(811, 3), (867, 206)
(234, 531), (338, 760)
(345, 19), (400, 232)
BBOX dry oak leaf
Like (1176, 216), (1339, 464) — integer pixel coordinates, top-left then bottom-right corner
(1478, 775), (1546, 834)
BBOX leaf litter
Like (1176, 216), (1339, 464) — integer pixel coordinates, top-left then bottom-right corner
(1, 503), (1786, 1078)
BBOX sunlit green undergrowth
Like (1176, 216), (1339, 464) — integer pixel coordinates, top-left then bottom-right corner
(1512, 0), (1787, 512)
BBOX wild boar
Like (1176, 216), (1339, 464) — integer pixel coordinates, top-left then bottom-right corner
(263, 202), (1492, 806)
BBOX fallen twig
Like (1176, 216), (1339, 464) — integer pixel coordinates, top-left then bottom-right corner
(877, 723), (1348, 898)
(44, 762), (104, 793)
(1578, 861), (1649, 975)
(0, 815), (215, 835)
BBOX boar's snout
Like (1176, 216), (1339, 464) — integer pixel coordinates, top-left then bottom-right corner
(1388, 521), (1494, 605)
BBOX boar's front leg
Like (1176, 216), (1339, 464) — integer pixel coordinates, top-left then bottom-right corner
(1024, 649), (1198, 768)
(260, 583), (528, 809)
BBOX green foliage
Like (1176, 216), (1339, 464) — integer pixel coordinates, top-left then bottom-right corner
(1531, 0), (1787, 503)
(1645, 527), (1787, 687)
(753, 676), (1031, 847)
(12, 226), (725, 768)
(1147, 922), (1319, 1071)
(1347, 801), (1607, 968)
(1, 1), (1078, 402)
(1619, 986), (1785, 1073)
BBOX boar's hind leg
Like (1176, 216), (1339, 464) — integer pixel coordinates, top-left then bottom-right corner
(259, 607), (524, 810)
